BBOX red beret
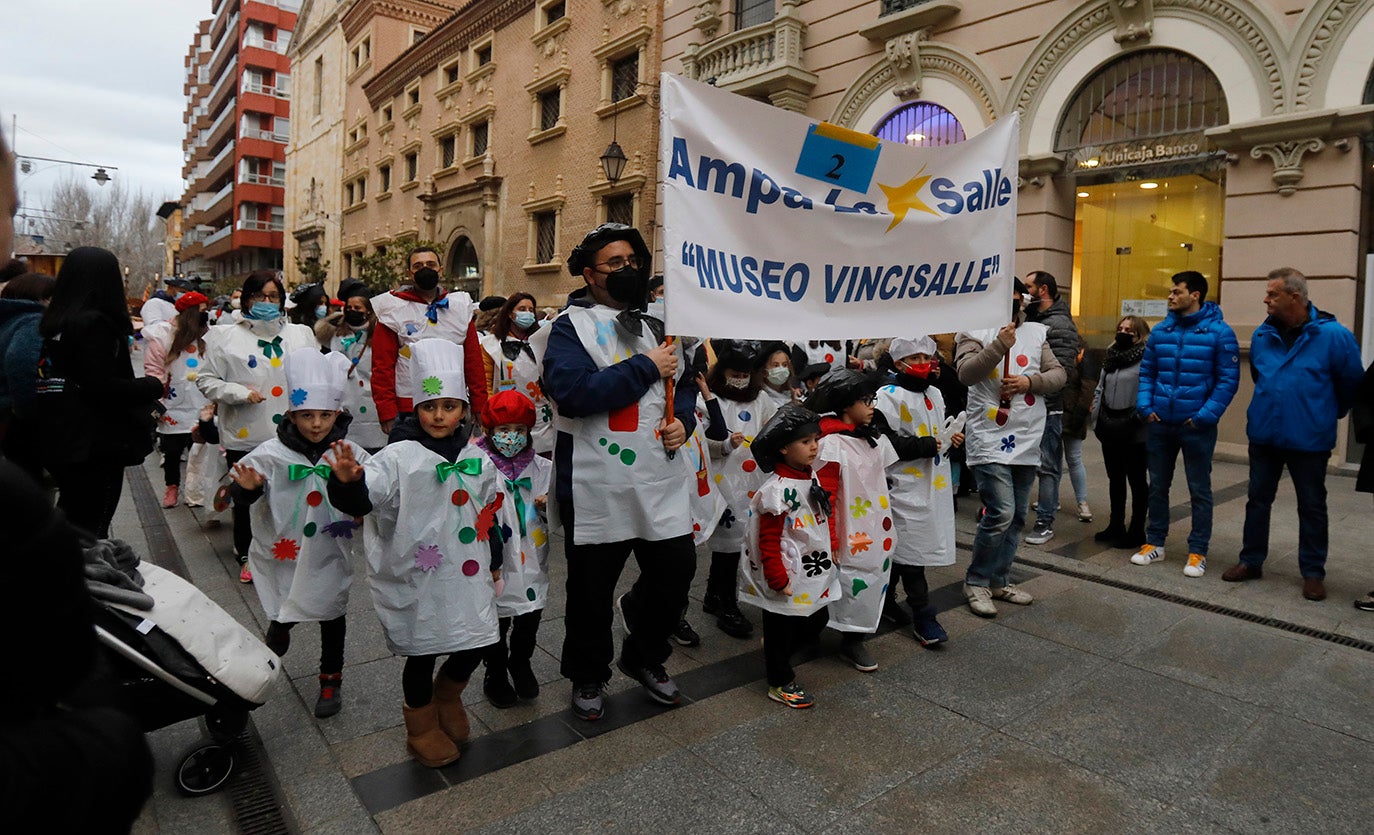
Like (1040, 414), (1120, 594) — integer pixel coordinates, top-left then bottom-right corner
(175, 291), (210, 312)
(482, 390), (536, 430)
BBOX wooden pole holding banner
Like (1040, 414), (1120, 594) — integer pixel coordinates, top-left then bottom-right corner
(664, 335), (677, 459)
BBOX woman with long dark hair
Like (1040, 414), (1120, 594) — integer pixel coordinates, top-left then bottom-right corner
(143, 291), (212, 507)
(1090, 315), (1152, 548)
(480, 291), (553, 453)
(317, 279), (386, 450)
(36, 247), (164, 537)
(197, 270), (318, 581)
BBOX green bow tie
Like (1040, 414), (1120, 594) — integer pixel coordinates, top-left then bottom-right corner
(258, 336), (284, 358)
(505, 476), (533, 536)
(288, 463), (331, 481)
(340, 332), (364, 354)
(435, 458), (482, 482)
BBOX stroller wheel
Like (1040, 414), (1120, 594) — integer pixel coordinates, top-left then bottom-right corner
(175, 743), (236, 796)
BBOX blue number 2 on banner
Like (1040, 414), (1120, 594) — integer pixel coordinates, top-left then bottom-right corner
(795, 122), (881, 193)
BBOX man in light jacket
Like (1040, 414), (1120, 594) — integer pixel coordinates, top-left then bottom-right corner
(1222, 268), (1363, 601)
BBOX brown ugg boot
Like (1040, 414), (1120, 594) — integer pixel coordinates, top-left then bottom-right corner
(402, 702), (459, 768)
(432, 674), (471, 744)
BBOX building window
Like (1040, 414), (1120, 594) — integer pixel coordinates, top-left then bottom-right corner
(538, 88), (561, 131)
(873, 102), (965, 147)
(475, 44), (492, 67)
(470, 121), (489, 157)
(449, 236), (480, 280)
(735, 0), (773, 29)
(412, 28), (427, 44)
(312, 56), (323, 116)
(543, 1), (566, 26)
(604, 193), (634, 227)
(611, 53), (638, 103)
(444, 62), (461, 87)
(380, 103), (392, 123)
(350, 36), (371, 72)
(534, 211), (557, 263)
(405, 151), (418, 181)
(407, 87), (421, 108)
(379, 163), (391, 192)
(439, 134), (457, 168)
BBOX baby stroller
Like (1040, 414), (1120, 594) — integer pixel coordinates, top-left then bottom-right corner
(85, 538), (280, 796)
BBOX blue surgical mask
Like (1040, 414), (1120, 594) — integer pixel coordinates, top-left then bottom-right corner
(491, 429), (528, 458)
(248, 301), (281, 321)
(315, 304), (328, 320)
(513, 311), (538, 330)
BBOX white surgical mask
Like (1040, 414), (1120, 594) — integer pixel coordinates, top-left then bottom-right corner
(766, 367), (790, 386)
(725, 375), (750, 389)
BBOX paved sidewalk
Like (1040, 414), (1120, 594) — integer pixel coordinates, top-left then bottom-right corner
(119, 441), (1374, 833)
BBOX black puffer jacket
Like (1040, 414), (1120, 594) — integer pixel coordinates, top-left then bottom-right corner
(1027, 297), (1080, 413)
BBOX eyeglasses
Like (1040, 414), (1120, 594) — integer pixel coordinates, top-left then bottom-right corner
(245, 291), (280, 303)
(595, 255), (642, 271)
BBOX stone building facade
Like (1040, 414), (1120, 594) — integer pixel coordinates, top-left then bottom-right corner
(326, 0), (659, 303)
(663, 0), (1374, 461)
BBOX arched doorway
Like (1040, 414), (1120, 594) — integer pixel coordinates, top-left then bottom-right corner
(872, 101), (965, 146)
(1057, 49), (1230, 342)
(447, 235), (480, 296)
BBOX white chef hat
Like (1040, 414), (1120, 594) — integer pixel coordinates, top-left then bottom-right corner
(284, 348), (351, 412)
(409, 338), (469, 406)
(888, 336), (938, 361)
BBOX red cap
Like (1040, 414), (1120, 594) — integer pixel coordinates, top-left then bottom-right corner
(482, 390), (536, 430)
(175, 291), (210, 312)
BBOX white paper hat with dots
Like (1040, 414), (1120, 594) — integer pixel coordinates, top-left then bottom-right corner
(409, 338), (469, 406)
(284, 348), (350, 412)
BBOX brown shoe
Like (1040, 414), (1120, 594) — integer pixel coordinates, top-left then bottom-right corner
(433, 674), (471, 744)
(1302, 578), (1327, 601)
(1221, 563), (1263, 582)
(402, 701), (460, 768)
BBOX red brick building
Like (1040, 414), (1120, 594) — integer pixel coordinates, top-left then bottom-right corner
(178, 0), (299, 284)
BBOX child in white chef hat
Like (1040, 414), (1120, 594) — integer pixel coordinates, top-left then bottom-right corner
(327, 338), (517, 768)
(229, 347), (366, 719)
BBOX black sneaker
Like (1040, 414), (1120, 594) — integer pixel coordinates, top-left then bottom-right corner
(484, 668), (517, 709)
(701, 591), (724, 616)
(1024, 519), (1054, 545)
(839, 639), (878, 672)
(616, 657), (682, 706)
(571, 681), (604, 721)
(881, 596), (912, 627)
(714, 604), (754, 639)
(911, 606), (948, 647)
(314, 674), (342, 718)
(509, 659), (539, 700)
(1354, 592), (1374, 612)
(672, 618), (701, 647)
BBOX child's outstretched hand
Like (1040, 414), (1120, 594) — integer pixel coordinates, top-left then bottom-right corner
(695, 372), (711, 400)
(782, 582), (793, 597)
(327, 441), (364, 483)
(230, 463), (265, 491)
(951, 432), (965, 449)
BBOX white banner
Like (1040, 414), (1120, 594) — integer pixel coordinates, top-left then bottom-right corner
(660, 73), (1019, 341)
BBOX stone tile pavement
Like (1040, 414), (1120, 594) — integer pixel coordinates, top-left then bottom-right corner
(116, 442), (1374, 833)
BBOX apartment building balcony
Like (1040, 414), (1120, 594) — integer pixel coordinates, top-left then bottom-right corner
(197, 181), (235, 227)
(207, 14), (239, 79)
(681, 0), (817, 112)
(191, 141), (235, 195)
(203, 98), (236, 152)
(207, 58), (238, 115)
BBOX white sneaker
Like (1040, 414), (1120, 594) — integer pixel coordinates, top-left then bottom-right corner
(991, 584), (1034, 605)
(1183, 553), (1206, 578)
(1130, 544), (1165, 566)
(1077, 502), (1092, 522)
(964, 584), (998, 618)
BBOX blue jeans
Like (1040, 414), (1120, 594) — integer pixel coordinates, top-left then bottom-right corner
(1145, 421), (1218, 555)
(968, 463), (1036, 588)
(1239, 443), (1330, 578)
(1035, 413), (1064, 524)
(1063, 436), (1088, 504)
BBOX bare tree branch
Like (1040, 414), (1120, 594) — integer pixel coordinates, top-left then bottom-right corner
(36, 175), (164, 295)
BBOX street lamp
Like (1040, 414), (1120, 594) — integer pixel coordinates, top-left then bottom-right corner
(600, 141), (627, 184)
(17, 154), (119, 186)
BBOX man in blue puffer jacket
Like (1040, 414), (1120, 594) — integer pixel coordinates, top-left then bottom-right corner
(1131, 271), (1240, 578)
(1221, 268), (1363, 602)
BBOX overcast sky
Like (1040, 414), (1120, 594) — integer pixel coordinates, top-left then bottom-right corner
(1, 1), (210, 232)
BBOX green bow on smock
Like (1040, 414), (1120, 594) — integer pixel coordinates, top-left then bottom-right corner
(258, 336), (284, 358)
(505, 476), (532, 535)
(288, 463), (331, 481)
(435, 458), (482, 482)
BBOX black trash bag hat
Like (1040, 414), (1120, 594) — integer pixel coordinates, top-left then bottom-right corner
(711, 339), (765, 372)
(166, 275), (198, 290)
(751, 404), (822, 473)
(336, 278), (371, 303)
(290, 282), (326, 306)
(797, 362), (830, 384)
(805, 368), (881, 415)
(567, 223), (651, 279)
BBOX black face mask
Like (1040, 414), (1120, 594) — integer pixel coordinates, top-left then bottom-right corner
(1113, 331), (1135, 349)
(413, 267), (440, 291)
(198, 312), (210, 328)
(343, 309), (368, 327)
(603, 265), (647, 309)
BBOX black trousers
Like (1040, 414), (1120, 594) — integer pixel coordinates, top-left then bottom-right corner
(265, 615), (347, 675)
(892, 564), (931, 611)
(761, 608), (828, 687)
(486, 610), (542, 670)
(158, 432), (194, 487)
(402, 646), (491, 707)
(1101, 440), (1148, 530)
(558, 511), (697, 685)
(52, 460), (126, 539)
(707, 550), (741, 601)
(225, 449), (252, 558)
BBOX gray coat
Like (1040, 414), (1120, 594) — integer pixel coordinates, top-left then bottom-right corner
(1092, 358), (1147, 445)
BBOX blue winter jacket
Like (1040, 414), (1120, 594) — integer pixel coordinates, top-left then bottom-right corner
(1247, 304), (1364, 452)
(1137, 301), (1240, 427)
(0, 298), (45, 418)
